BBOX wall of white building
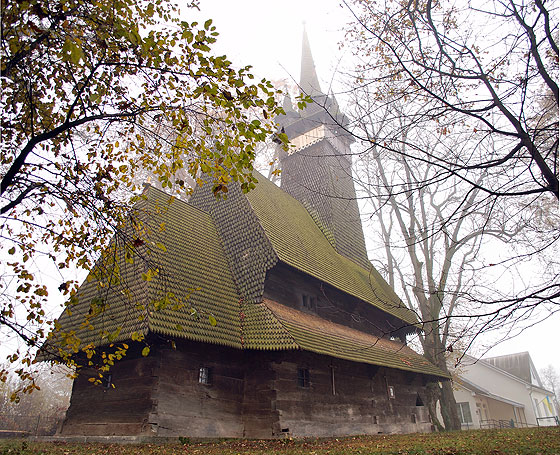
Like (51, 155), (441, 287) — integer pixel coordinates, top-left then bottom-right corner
(453, 359), (558, 428)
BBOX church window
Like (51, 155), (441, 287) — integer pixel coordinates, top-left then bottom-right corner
(199, 366), (212, 385)
(456, 402), (473, 424)
(297, 368), (310, 388)
(387, 385), (395, 399)
(302, 294), (316, 310)
(101, 373), (112, 390)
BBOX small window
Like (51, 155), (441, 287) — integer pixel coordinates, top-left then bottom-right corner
(301, 294), (316, 310)
(456, 402), (473, 424)
(330, 365), (336, 395)
(416, 393), (424, 406)
(199, 366), (212, 385)
(101, 373), (112, 390)
(387, 385), (395, 399)
(297, 368), (310, 388)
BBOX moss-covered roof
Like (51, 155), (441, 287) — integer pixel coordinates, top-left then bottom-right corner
(261, 300), (447, 377)
(50, 186), (245, 351)
(246, 174), (420, 328)
(47, 185), (445, 378)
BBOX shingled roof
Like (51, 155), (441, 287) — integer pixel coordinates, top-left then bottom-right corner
(246, 172), (419, 327)
(261, 300), (446, 377)
(50, 186), (245, 350)
(48, 184), (446, 378)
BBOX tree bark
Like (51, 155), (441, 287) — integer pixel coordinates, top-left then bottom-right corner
(423, 331), (461, 431)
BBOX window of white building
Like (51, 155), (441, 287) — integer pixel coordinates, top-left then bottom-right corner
(456, 402), (473, 424)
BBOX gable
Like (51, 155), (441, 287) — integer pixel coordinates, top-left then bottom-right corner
(484, 352), (543, 387)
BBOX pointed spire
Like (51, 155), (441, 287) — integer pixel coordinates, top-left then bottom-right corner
(300, 25), (323, 97)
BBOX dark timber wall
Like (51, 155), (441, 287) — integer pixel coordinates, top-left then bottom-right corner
(153, 342), (246, 437)
(60, 341), (432, 438)
(264, 263), (410, 340)
(272, 352), (431, 437)
(60, 355), (158, 436)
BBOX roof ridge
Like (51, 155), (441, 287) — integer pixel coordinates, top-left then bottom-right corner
(143, 183), (212, 217)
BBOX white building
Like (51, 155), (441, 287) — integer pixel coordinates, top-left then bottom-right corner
(450, 352), (558, 429)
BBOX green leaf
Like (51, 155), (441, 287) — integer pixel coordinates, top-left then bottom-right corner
(62, 38), (83, 65)
(125, 250), (134, 264)
(141, 346), (150, 357)
(208, 314), (217, 326)
(204, 19), (213, 30)
(8, 247), (15, 255)
(131, 332), (144, 342)
(182, 30), (194, 43)
(141, 269), (154, 281)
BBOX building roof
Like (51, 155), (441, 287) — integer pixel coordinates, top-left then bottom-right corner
(300, 26), (323, 98)
(262, 299), (446, 377)
(484, 352), (543, 387)
(456, 354), (554, 396)
(246, 173), (419, 327)
(278, 29), (350, 137)
(47, 185), (446, 378)
(49, 186), (245, 350)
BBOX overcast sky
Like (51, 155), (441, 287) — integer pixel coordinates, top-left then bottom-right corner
(187, 0), (559, 374)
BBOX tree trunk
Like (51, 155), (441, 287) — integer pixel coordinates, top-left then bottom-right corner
(440, 379), (461, 431)
(422, 330), (461, 431)
(425, 381), (445, 432)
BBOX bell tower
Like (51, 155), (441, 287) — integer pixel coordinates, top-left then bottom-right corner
(277, 29), (370, 269)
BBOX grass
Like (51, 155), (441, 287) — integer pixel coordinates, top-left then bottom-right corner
(0, 427), (559, 455)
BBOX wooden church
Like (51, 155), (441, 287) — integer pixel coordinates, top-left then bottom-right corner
(51, 31), (447, 439)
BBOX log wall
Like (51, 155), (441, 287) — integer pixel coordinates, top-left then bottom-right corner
(263, 263), (409, 341)
(271, 351), (432, 436)
(60, 342), (432, 438)
(152, 342), (246, 438)
(60, 355), (159, 436)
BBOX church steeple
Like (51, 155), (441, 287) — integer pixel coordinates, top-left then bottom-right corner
(300, 26), (323, 97)
(275, 29), (371, 270)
